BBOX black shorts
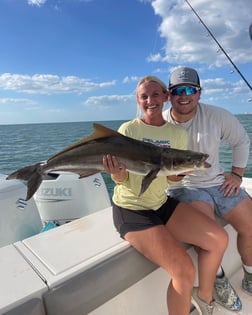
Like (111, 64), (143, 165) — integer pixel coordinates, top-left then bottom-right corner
(112, 197), (179, 239)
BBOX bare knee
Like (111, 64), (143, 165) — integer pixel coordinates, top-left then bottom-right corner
(170, 256), (195, 290)
(223, 197), (252, 236)
(210, 227), (229, 253)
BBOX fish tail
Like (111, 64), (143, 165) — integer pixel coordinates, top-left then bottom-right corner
(6, 163), (43, 201)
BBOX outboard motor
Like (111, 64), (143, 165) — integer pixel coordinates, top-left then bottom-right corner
(34, 172), (111, 225)
(0, 174), (43, 247)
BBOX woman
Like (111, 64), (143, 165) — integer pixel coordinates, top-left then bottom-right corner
(103, 76), (228, 315)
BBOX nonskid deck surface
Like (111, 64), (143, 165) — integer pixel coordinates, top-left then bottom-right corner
(191, 267), (252, 314)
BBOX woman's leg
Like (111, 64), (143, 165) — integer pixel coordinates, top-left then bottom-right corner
(166, 202), (228, 304)
(125, 225), (195, 315)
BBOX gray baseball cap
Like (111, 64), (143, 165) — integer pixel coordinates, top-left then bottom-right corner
(169, 67), (200, 89)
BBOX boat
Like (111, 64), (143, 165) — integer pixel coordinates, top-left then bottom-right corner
(0, 172), (252, 315)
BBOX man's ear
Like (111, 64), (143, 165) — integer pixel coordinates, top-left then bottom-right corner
(164, 91), (169, 102)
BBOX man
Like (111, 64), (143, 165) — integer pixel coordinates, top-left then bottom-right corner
(163, 66), (252, 312)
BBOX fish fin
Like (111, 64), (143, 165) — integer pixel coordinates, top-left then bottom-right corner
(7, 163), (43, 201)
(93, 123), (120, 138)
(78, 169), (100, 178)
(139, 168), (160, 196)
(48, 123), (121, 161)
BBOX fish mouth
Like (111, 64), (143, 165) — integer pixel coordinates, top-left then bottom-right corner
(203, 161), (211, 168)
(192, 160), (211, 169)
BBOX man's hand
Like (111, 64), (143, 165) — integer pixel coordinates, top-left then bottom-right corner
(220, 173), (242, 197)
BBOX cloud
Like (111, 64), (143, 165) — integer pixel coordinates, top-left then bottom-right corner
(0, 98), (36, 105)
(150, 0), (252, 67)
(28, 0), (47, 6)
(27, 0), (94, 8)
(122, 76), (139, 84)
(83, 94), (135, 108)
(0, 73), (116, 95)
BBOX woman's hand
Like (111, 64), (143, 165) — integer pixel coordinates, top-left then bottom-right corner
(167, 171), (192, 182)
(167, 175), (185, 182)
(103, 154), (127, 183)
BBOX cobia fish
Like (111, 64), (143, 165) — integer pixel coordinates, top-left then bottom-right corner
(7, 123), (211, 200)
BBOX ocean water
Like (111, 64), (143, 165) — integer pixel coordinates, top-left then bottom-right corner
(0, 115), (252, 198)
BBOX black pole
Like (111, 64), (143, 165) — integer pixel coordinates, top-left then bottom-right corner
(185, 0), (252, 91)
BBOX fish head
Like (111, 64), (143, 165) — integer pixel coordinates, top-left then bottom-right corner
(161, 148), (211, 175)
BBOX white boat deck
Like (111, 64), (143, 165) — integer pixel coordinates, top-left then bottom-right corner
(87, 224), (252, 315)
(191, 268), (252, 314)
(0, 176), (252, 315)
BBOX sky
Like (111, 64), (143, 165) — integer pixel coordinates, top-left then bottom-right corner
(0, 0), (251, 125)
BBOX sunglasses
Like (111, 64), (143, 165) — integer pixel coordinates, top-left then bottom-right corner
(170, 86), (200, 96)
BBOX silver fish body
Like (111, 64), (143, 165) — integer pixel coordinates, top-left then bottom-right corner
(7, 123), (210, 200)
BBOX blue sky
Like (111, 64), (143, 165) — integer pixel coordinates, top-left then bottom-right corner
(0, 0), (251, 124)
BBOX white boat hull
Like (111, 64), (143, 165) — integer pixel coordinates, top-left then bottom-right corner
(0, 175), (252, 315)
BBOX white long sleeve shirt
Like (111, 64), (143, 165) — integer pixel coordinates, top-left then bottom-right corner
(163, 103), (250, 187)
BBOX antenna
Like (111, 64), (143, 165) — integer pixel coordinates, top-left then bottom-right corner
(185, 0), (252, 91)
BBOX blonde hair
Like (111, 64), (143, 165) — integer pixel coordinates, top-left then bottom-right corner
(136, 75), (167, 95)
(136, 75), (168, 118)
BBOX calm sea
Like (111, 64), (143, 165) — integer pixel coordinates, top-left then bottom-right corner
(0, 115), (252, 198)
